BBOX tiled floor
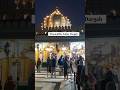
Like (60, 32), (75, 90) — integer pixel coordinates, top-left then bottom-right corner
(35, 68), (76, 90)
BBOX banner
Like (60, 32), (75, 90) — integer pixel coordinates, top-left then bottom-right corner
(85, 15), (106, 24)
(48, 32), (80, 36)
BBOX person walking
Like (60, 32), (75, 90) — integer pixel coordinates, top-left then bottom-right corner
(63, 56), (69, 80)
(76, 56), (85, 90)
(70, 58), (73, 74)
(104, 67), (116, 90)
(101, 66), (116, 90)
(71, 58), (77, 82)
(36, 58), (41, 72)
(58, 55), (64, 75)
(76, 62), (82, 90)
(47, 57), (51, 77)
(51, 55), (56, 78)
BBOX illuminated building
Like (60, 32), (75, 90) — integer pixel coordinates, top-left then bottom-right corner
(34, 7), (73, 35)
(41, 7), (72, 30)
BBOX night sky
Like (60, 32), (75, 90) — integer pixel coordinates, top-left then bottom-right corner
(36, 0), (85, 27)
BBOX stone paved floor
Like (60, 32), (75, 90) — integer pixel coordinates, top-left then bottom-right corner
(35, 68), (76, 90)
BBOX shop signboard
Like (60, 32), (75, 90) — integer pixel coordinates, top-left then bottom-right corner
(85, 15), (106, 24)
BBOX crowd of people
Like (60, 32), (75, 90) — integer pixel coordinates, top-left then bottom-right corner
(36, 53), (120, 90)
(83, 63), (120, 90)
(36, 54), (85, 90)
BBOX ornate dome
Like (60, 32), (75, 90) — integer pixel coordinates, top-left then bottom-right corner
(41, 7), (72, 30)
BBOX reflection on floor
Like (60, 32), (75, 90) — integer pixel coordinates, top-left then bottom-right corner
(35, 67), (76, 90)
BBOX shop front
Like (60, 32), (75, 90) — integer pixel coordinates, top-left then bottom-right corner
(35, 42), (85, 63)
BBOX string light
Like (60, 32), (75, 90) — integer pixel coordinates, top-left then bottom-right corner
(14, 0), (35, 9)
(41, 7), (72, 30)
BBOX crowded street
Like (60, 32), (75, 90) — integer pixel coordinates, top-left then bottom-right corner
(35, 45), (85, 90)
